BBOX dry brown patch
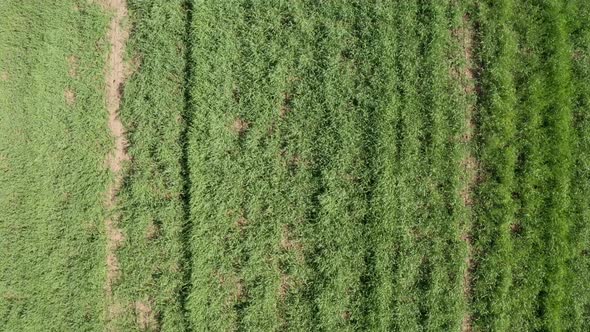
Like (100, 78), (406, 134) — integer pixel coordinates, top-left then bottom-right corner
(283, 153), (305, 170)
(146, 222), (160, 240)
(0, 154), (9, 173)
(234, 279), (246, 302)
(215, 271), (247, 306)
(105, 224), (124, 283)
(279, 224), (302, 252)
(170, 262), (181, 273)
(107, 301), (125, 323)
(510, 223), (523, 235)
(459, 13), (476, 93)
(67, 55), (79, 78)
(573, 49), (584, 61)
(105, 252), (121, 290)
(460, 188), (473, 207)
(65, 89), (76, 106)
(279, 92), (292, 118)
(231, 117), (249, 135)
(267, 121), (277, 137)
(460, 156), (479, 206)
(135, 300), (159, 331)
(0, 71), (8, 82)
(235, 216), (248, 232)
(232, 86), (240, 103)
(279, 105), (290, 118)
(341, 310), (351, 321)
(278, 274), (291, 302)
(2, 291), (21, 301)
(462, 315), (473, 332)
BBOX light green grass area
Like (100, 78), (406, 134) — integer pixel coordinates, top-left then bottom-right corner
(1, 0), (589, 331)
(0, 1), (110, 330)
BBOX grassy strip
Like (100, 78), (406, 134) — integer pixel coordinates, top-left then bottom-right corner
(506, 2), (547, 329)
(471, 0), (519, 330)
(387, 2), (425, 329)
(473, 1), (577, 329)
(569, 1), (590, 329)
(368, 1), (402, 329)
(369, 1), (467, 330)
(111, 1), (189, 330)
(541, 1), (574, 329)
(187, 1), (249, 329)
(183, 2), (470, 330)
(270, 3), (325, 330)
(0, 1), (110, 330)
(418, 2), (466, 330)
(308, 2), (373, 330)
(230, 2), (316, 330)
(382, 2), (466, 330)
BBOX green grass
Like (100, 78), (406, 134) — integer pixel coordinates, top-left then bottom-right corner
(569, 0), (590, 330)
(111, 0), (189, 330)
(185, 1), (467, 330)
(471, 0), (578, 330)
(1, 0), (590, 331)
(0, 1), (110, 330)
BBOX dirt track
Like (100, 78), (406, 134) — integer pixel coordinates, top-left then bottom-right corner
(101, 0), (129, 327)
(459, 13), (477, 332)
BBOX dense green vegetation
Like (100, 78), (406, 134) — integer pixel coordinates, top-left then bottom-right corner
(0, 1), (110, 330)
(184, 1), (468, 330)
(569, 0), (590, 329)
(1, 0), (589, 331)
(470, 1), (583, 330)
(112, 0), (188, 330)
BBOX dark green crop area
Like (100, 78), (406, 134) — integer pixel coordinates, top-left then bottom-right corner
(1, 0), (589, 331)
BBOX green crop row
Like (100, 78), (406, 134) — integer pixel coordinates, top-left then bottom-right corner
(569, 0), (590, 329)
(470, 0), (581, 330)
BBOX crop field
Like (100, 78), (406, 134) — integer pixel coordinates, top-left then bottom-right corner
(0, 0), (589, 331)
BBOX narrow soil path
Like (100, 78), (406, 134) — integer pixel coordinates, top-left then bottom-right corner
(458, 12), (478, 332)
(101, 0), (129, 328)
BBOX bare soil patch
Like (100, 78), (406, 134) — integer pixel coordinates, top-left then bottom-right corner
(231, 117), (249, 135)
(65, 89), (76, 106)
(145, 222), (160, 240)
(135, 300), (159, 331)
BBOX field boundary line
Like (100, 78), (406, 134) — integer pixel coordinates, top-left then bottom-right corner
(101, 0), (130, 328)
